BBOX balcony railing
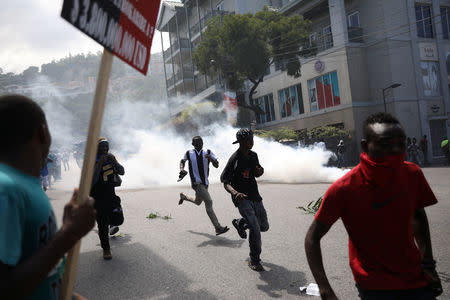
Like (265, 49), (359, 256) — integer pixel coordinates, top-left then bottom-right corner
(317, 32), (333, 52)
(163, 48), (171, 60)
(190, 10), (232, 38)
(163, 38), (191, 59)
(195, 75), (207, 92)
(167, 69), (195, 87)
(190, 22), (201, 36)
(348, 27), (364, 43)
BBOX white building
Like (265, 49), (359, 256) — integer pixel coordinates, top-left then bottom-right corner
(255, 0), (450, 163)
(158, 0), (450, 163)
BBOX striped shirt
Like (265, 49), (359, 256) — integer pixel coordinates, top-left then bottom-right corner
(183, 149), (217, 186)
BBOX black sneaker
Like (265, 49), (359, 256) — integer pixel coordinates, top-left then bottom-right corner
(103, 249), (112, 260)
(179, 193), (187, 205)
(215, 226), (230, 236)
(248, 261), (265, 272)
(232, 219), (247, 239)
(109, 226), (119, 236)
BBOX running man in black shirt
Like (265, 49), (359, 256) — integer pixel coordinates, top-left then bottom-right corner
(91, 138), (124, 260)
(221, 129), (269, 271)
(179, 136), (229, 236)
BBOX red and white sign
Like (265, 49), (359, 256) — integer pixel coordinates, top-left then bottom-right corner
(419, 42), (438, 61)
(223, 91), (237, 112)
(223, 91), (237, 125)
(61, 0), (161, 75)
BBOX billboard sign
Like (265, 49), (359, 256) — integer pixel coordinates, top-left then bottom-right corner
(61, 0), (161, 75)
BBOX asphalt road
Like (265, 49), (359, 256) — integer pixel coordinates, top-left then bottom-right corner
(48, 167), (450, 300)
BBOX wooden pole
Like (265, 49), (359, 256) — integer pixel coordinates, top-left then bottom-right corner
(60, 48), (113, 300)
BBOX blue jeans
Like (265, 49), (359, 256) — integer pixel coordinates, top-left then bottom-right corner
(356, 284), (435, 300)
(237, 200), (269, 264)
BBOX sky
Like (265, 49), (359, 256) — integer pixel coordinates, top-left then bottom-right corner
(0, 0), (169, 74)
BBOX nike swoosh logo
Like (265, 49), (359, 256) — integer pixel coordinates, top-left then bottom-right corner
(372, 194), (400, 209)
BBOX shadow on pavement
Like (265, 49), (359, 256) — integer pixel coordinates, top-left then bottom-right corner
(257, 262), (306, 298)
(75, 242), (217, 299)
(187, 230), (245, 248)
(94, 232), (132, 248)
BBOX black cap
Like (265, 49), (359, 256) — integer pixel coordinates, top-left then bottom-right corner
(232, 128), (253, 144)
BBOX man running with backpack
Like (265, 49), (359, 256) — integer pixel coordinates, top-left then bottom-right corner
(179, 136), (229, 236)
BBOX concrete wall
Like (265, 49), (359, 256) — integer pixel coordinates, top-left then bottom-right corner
(346, 46), (369, 103)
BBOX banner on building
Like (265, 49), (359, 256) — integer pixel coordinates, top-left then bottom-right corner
(61, 0), (161, 75)
(223, 90), (237, 125)
(419, 42), (438, 61)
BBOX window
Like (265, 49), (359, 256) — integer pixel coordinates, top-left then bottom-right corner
(441, 7), (450, 39)
(253, 94), (275, 124)
(275, 59), (285, 71)
(216, 1), (224, 11)
(309, 32), (318, 47)
(323, 26), (333, 49)
(296, 84), (304, 114)
(415, 4), (434, 38)
(421, 61), (441, 96)
(347, 11), (360, 28)
(278, 84), (304, 118)
(308, 71), (340, 112)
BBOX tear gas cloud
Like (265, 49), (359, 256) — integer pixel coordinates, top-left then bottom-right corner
(28, 76), (347, 190)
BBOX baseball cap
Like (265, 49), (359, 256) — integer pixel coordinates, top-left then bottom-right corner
(232, 128), (253, 144)
(98, 137), (108, 145)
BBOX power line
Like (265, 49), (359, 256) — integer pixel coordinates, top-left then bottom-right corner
(270, 12), (447, 60)
(162, 7), (448, 72)
(274, 12), (449, 68)
(267, 3), (411, 51)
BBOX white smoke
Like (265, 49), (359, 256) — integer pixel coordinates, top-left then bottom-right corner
(118, 124), (346, 189)
(20, 75), (348, 190)
(29, 76), (77, 149)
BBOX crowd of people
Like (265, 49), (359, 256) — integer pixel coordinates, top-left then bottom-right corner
(333, 134), (450, 169)
(39, 150), (72, 191)
(405, 136), (428, 167)
(0, 94), (444, 299)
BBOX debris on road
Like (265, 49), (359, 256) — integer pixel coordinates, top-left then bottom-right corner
(299, 283), (320, 296)
(297, 196), (323, 214)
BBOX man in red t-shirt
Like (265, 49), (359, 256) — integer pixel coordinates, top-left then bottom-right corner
(305, 113), (442, 299)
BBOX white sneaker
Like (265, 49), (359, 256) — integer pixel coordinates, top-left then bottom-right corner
(109, 226), (119, 236)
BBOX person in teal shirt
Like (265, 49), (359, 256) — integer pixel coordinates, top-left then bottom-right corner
(0, 94), (97, 299)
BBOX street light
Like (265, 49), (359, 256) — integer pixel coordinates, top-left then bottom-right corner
(382, 83), (402, 112)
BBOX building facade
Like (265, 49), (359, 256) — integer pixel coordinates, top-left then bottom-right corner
(156, 0), (286, 116)
(157, 0), (450, 162)
(254, 0), (450, 163)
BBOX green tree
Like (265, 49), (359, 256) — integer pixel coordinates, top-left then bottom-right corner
(255, 127), (299, 141)
(193, 8), (313, 113)
(307, 125), (350, 139)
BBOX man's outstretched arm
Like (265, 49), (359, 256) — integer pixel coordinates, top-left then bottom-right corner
(179, 159), (186, 171)
(210, 157), (219, 168)
(305, 219), (338, 300)
(205, 152), (218, 168)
